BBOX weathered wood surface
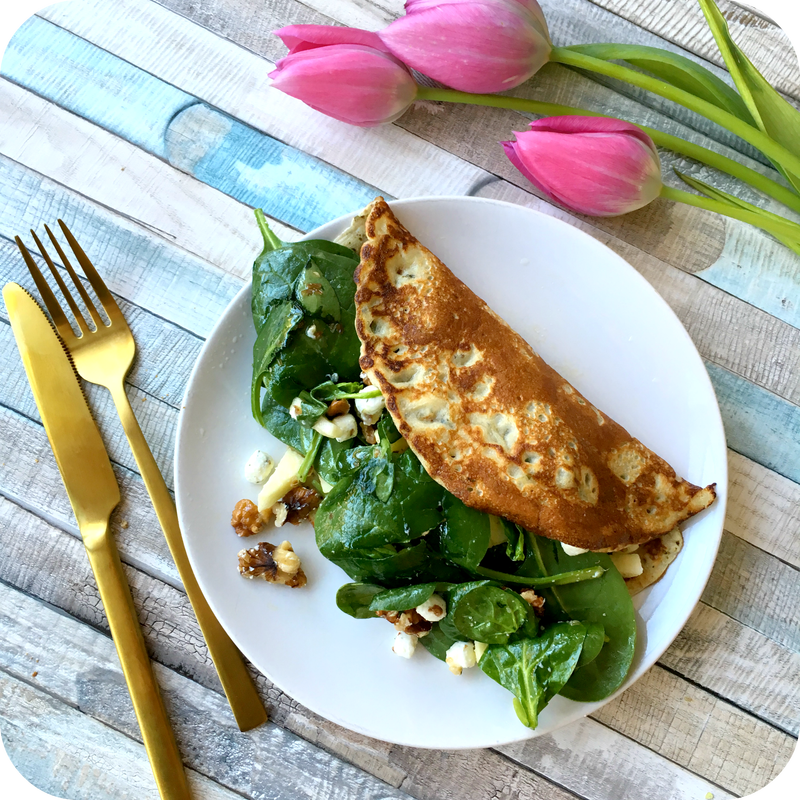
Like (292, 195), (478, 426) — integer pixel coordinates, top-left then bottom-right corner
(0, 0), (798, 798)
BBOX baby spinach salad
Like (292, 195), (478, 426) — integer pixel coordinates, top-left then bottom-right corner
(249, 210), (637, 729)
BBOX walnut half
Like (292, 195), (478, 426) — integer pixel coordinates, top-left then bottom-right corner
(238, 540), (307, 587)
(231, 499), (263, 537)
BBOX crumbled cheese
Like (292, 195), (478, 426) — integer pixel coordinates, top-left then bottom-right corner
(244, 450), (275, 484)
(305, 324), (320, 339)
(445, 641), (476, 674)
(313, 413), (358, 442)
(392, 631), (418, 658)
(474, 641), (489, 663)
(561, 542), (590, 556)
(609, 551), (643, 578)
(415, 593), (447, 622)
(271, 502), (288, 528)
(288, 397), (303, 420)
(354, 389), (385, 426)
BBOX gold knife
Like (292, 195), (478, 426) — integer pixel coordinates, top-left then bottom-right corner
(3, 283), (192, 800)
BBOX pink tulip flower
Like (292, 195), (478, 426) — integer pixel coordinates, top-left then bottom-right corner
(270, 27), (417, 127)
(380, 0), (552, 94)
(502, 117), (663, 216)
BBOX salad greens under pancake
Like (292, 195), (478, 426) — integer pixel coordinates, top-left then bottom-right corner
(249, 208), (636, 729)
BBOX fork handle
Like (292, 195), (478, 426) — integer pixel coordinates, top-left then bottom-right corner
(83, 523), (192, 800)
(109, 382), (267, 731)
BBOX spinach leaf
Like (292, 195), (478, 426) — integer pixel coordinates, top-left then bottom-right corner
(479, 621), (586, 729)
(506, 525), (527, 562)
(577, 622), (605, 668)
(419, 622), (459, 661)
(251, 210), (359, 327)
(251, 301), (304, 425)
(518, 535), (636, 702)
(449, 581), (530, 645)
(440, 494), (492, 570)
(329, 541), (432, 585)
(377, 411), (401, 444)
(315, 449), (444, 557)
(293, 390), (329, 427)
(295, 261), (340, 322)
(264, 321), (360, 407)
(336, 583), (385, 619)
(311, 380), (367, 401)
(316, 438), (356, 486)
(259, 395), (316, 454)
(369, 583), (437, 612)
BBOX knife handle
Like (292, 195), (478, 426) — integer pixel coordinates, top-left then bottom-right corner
(109, 382), (267, 732)
(83, 524), (192, 800)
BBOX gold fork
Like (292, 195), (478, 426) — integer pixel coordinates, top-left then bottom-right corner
(16, 220), (267, 732)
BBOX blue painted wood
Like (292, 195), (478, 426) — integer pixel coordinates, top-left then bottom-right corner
(1, 16), (384, 232)
(692, 220), (800, 330)
(706, 361), (800, 485)
(164, 104), (383, 232)
(1, 17), (194, 158)
(0, 154), (243, 337)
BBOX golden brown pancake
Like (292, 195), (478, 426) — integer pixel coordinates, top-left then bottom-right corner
(623, 527), (684, 595)
(354, 198), (715, 552)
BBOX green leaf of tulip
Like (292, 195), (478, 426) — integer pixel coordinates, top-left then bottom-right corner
(563, 43), (753, 125)
(675, 170), (800, 255)
(699, 0), (800, 193)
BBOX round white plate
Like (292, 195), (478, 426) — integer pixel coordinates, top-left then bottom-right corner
(175, 196), (727, 749)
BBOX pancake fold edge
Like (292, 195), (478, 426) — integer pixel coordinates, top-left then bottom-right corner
(354, 198), (716, 553)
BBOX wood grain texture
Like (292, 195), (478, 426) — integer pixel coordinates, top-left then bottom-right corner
(0, 571), (413, 800)
(0, 675), (239, 800)
(1, 1), (799, 798)
(590, 663), (796, 797)
(41, 0), (800, 329)
(661, 603), (800, 735)
(726, 449), (800, 568)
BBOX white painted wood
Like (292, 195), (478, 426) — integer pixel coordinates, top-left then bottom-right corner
(1, 481), (796, 797)
(592, 663), (796, 798)
(0, 675), (238, 800)
(661, 603), (800, 735)
(726, 450), (800, 568)
(0, 576), (414, 800)
(0, 76), (298, 279)
(500, 718), (733, 800)
(30, 0), (800, 328)
(1, 1), (799, 798)
(39, 0), (487, 201)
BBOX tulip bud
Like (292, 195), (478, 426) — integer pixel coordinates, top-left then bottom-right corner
(270, 26), (418, 127)
(502, 117), (663, 216)
(380, 0), (551, 94)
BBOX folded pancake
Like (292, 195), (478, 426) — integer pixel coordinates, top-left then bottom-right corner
(353, 198), (716, 552)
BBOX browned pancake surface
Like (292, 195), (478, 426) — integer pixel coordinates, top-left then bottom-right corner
(354, 199), (715, 551)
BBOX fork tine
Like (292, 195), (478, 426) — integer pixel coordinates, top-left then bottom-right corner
(15, 235), (75, 340)
(29, 230), (89, 336)
(43, 224), (106, 331)
(58, 219), (123, 321)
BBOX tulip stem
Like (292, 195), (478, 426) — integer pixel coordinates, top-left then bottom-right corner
(660, 184), (800, 242)
(414, 86), (800, 216)
(549, 47), (800, 184)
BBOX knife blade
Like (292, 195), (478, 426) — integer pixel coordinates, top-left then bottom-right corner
(3, 283), (192, 800)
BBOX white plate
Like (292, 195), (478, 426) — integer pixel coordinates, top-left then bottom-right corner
(175, 196), (727, 749)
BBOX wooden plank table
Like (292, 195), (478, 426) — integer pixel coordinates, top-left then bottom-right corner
(0, 0), (798, 797)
